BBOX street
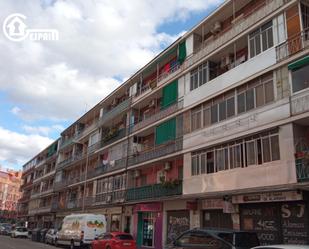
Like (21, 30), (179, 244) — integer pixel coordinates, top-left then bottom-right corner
(0, 235), (56, 249)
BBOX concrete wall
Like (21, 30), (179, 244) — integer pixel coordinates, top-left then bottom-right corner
(184, 47), (277, 108)
(183, 123), (297, 195)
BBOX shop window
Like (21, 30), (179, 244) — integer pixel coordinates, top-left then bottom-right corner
(291, 64), (309, 93)
(141, 213), (155, 247)
(111, 214), (121, 232)
(249, 21), (273, 58)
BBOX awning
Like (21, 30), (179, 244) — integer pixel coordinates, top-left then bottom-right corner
(288, 55), (309, 70)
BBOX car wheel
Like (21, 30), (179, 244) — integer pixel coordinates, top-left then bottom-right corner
(70, 240), (75, 249)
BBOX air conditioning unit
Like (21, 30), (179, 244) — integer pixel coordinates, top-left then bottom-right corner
(134, 170), (140, 178)
(211, 21), (222, 34)
(164, 162), (172, 171)
(149, 99), (156, 107)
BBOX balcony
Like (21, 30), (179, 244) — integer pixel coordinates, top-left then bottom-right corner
(132, 100), (183, 133)
(29, 205), (52, 215)
(276, 28), (309, 61)
(40, 188), (54, 196)
(157, 61), (181, 86)
(59, 137), (74, 150)
(94, 190), (125, 204)
(52, 196), (94, 211)
(54, 174), (86, 190)
(127, 138), (183, 167)
(291, 88), (309, 116)
(57, 153), (85, 170)
(126, 181), (182, 201)
(19, 193), (31, 203)
(296, 156), (309, 182)
(87, 160), (126, 179)
(98, 98), (131, 127)
(184, 0), (286, 71)
(100, 128), (127, 148)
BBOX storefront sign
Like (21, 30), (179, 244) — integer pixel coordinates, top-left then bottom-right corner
(134, 202), (162, 212)
(233, 191), (302, 204)
(201, 199), (224, 209)
(186, 201), (197, 210)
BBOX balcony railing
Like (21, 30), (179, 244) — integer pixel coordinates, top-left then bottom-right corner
(57, 153), (85, 170)
(98, 98), (131, 127)
(126, 181), (182, 201)
(185, 0), (286, 71)
(54, 174), (86, 190)
(52, 196), (94, 211)
(276, 28), (309, 61)
(87, 159), (126, 179)
(101, 128), (127, 148)
(127, 138), (183, 166)
(157, 61), (181, 86)
(291, 88), (309, 116)
(296, 157), (309, 182)
(94, 190), (125, 204)
(132, 100), (183, 133)
(59, 136), (74, 149)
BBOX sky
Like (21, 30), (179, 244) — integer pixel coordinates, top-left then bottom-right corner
(0, 0), (224, 171)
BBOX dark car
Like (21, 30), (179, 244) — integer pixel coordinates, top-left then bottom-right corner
(0, 223), (12, 235)
(168, 228), (259, 249)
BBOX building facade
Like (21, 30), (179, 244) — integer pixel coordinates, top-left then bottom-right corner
(0, 169), (22, 220)
(19, 0), (309, 246)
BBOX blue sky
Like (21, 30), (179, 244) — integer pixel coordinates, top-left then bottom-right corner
(0, 0), (223, 170)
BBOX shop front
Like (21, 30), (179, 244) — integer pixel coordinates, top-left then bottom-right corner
(201, 199), (235, 229)
(133, 202), (163, 249)
(234, 191), (309, 245)
(92, 206), (123, 232)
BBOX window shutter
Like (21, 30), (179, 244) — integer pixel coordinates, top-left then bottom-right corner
(155, 118), (176, 145)
(178, 41), (187, 64)
(161, 79), (178, 109)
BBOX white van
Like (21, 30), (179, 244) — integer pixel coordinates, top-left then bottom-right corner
(56, 214), (106, 248)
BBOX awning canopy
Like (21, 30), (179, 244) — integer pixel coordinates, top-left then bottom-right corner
(288, 55), (309, 70)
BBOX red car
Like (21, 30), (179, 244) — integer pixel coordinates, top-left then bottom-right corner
(91, 232), (136, 249)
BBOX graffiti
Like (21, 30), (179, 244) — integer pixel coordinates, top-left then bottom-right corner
(166, 211), (189, 244)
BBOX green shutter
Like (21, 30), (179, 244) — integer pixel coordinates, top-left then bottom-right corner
(155, 118), (176, 145)
(47, 142), (58, 157)
(288, 55), (309, 70)
(137, 213), (143, 246)
(178, 41), (186, 64)
(161, 79), (178, 109)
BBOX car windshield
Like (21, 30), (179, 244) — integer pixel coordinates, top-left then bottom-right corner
(116, 234), (134, 240)
(234, 233), (259, 247)
(16, 228), (27, 232)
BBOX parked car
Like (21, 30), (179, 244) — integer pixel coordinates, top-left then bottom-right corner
(91, 232), (136, 249)
(11, 227), (28, 238)
(0, 223), (12, 235)
(56, 213), (107, 249)
(168, 228), (259, 249)
(252, 246), (309, 249)
(45, 228), (57, 245)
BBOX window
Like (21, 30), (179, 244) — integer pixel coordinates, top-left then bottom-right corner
(191, 154), (200, 176)
(203, 104), (211, 127)
(249, 21), (273, 58)
(190, 62), (209, 90)
(226, 97), (235, 118)
(191, 106), (202, 131)
(211, 104), (218, 124)
(291, 64), (309, 93)
(191, 131), (279, 176)
(237, 92), (246, 114)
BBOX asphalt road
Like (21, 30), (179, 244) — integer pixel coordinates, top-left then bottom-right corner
(0, 235), (57, 249)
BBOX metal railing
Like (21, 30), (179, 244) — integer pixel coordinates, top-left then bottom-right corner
(94, 190), (125, 204)
(98, 98), (131, 127)
(291, 89), (309, 116)
(296, 157), (309, 182)
(157, 61), (181, 85)
(101, 128), (127, 148)
(57, 153), (86, 170)
(54, 174), (86, 190)
(126, 181), (182, 201)
(185, 0), (286, 71)
(127, 138), (183, 166)
(276, 28), (309, 61)
(132, 100), (183, 132)
(87, 159), (126, 179)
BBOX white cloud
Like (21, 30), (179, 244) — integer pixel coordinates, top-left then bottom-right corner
(0, 126), (53, 167)
(0, 0), (223, 122)
(22, 124), (64, 136)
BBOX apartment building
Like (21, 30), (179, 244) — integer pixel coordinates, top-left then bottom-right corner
(19, 0), (309, 247)
(0, 169), (22, 219)
(18, 140), (58, 228)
